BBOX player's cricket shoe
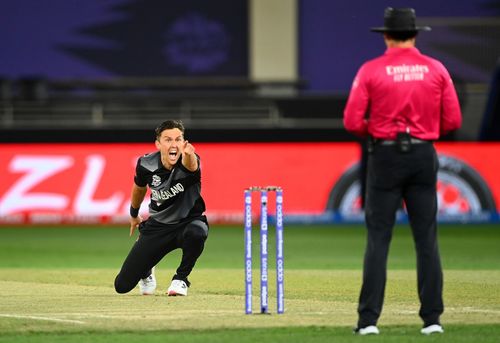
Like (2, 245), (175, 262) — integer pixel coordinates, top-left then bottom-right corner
(421, 324), (444, 335)
(167, 279), (188, 296)
(138, 267), (156, 295)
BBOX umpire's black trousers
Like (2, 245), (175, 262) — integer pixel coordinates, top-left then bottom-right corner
(114, 217), (208, 294)
(358, 142), (444, 328)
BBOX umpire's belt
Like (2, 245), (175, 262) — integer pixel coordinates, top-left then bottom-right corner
(377, 137), (430, 145)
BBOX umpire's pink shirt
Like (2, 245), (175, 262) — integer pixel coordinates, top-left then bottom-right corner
(343, 47), (462, 140)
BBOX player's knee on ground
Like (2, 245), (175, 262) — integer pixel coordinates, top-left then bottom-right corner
(114, 274), (136, 294)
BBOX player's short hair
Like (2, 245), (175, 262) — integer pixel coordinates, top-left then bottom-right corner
(385, 31), (418, 41)
(155, 120), (185, 140)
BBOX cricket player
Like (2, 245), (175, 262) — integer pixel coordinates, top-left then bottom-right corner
(114, 119), (209, 296)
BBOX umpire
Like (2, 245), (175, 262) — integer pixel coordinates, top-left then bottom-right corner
(343, 8), (462, 335)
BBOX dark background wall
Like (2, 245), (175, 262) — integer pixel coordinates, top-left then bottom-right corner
(300, 0), (500, 91)
(2, 0), (499, 90)
(1, 0), (499, 142)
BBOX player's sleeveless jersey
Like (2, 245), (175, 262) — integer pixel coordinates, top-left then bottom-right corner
(134, 151), (206, 225)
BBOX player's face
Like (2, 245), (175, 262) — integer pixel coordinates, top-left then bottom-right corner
(156, 128), (184, 168)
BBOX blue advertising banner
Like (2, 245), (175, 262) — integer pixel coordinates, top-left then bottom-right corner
(0, 0), (248, 78)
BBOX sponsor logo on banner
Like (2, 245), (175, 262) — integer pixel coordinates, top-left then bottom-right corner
(0, 143), (499, 224)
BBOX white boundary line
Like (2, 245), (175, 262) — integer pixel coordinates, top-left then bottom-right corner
(0, 314), (85, 324)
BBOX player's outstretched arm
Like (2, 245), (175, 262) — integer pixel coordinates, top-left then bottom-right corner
(181, 140), (198, 172)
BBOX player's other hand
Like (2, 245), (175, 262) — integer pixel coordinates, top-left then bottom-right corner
(129, 215), (143, 237)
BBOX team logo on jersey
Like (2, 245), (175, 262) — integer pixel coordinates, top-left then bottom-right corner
(151, 175), (162, 187)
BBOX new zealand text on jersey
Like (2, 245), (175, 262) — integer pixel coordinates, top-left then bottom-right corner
(151, 183), (185, 201)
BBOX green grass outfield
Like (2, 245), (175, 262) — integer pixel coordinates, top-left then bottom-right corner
(0, 224), (499, 342)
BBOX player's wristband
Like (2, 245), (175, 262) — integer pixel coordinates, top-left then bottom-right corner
(130, 206), (139, 218)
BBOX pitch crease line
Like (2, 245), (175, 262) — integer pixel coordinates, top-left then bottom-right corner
(0, 313), (85, 324)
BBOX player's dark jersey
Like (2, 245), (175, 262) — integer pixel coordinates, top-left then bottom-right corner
(134, 151), (206, 225)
